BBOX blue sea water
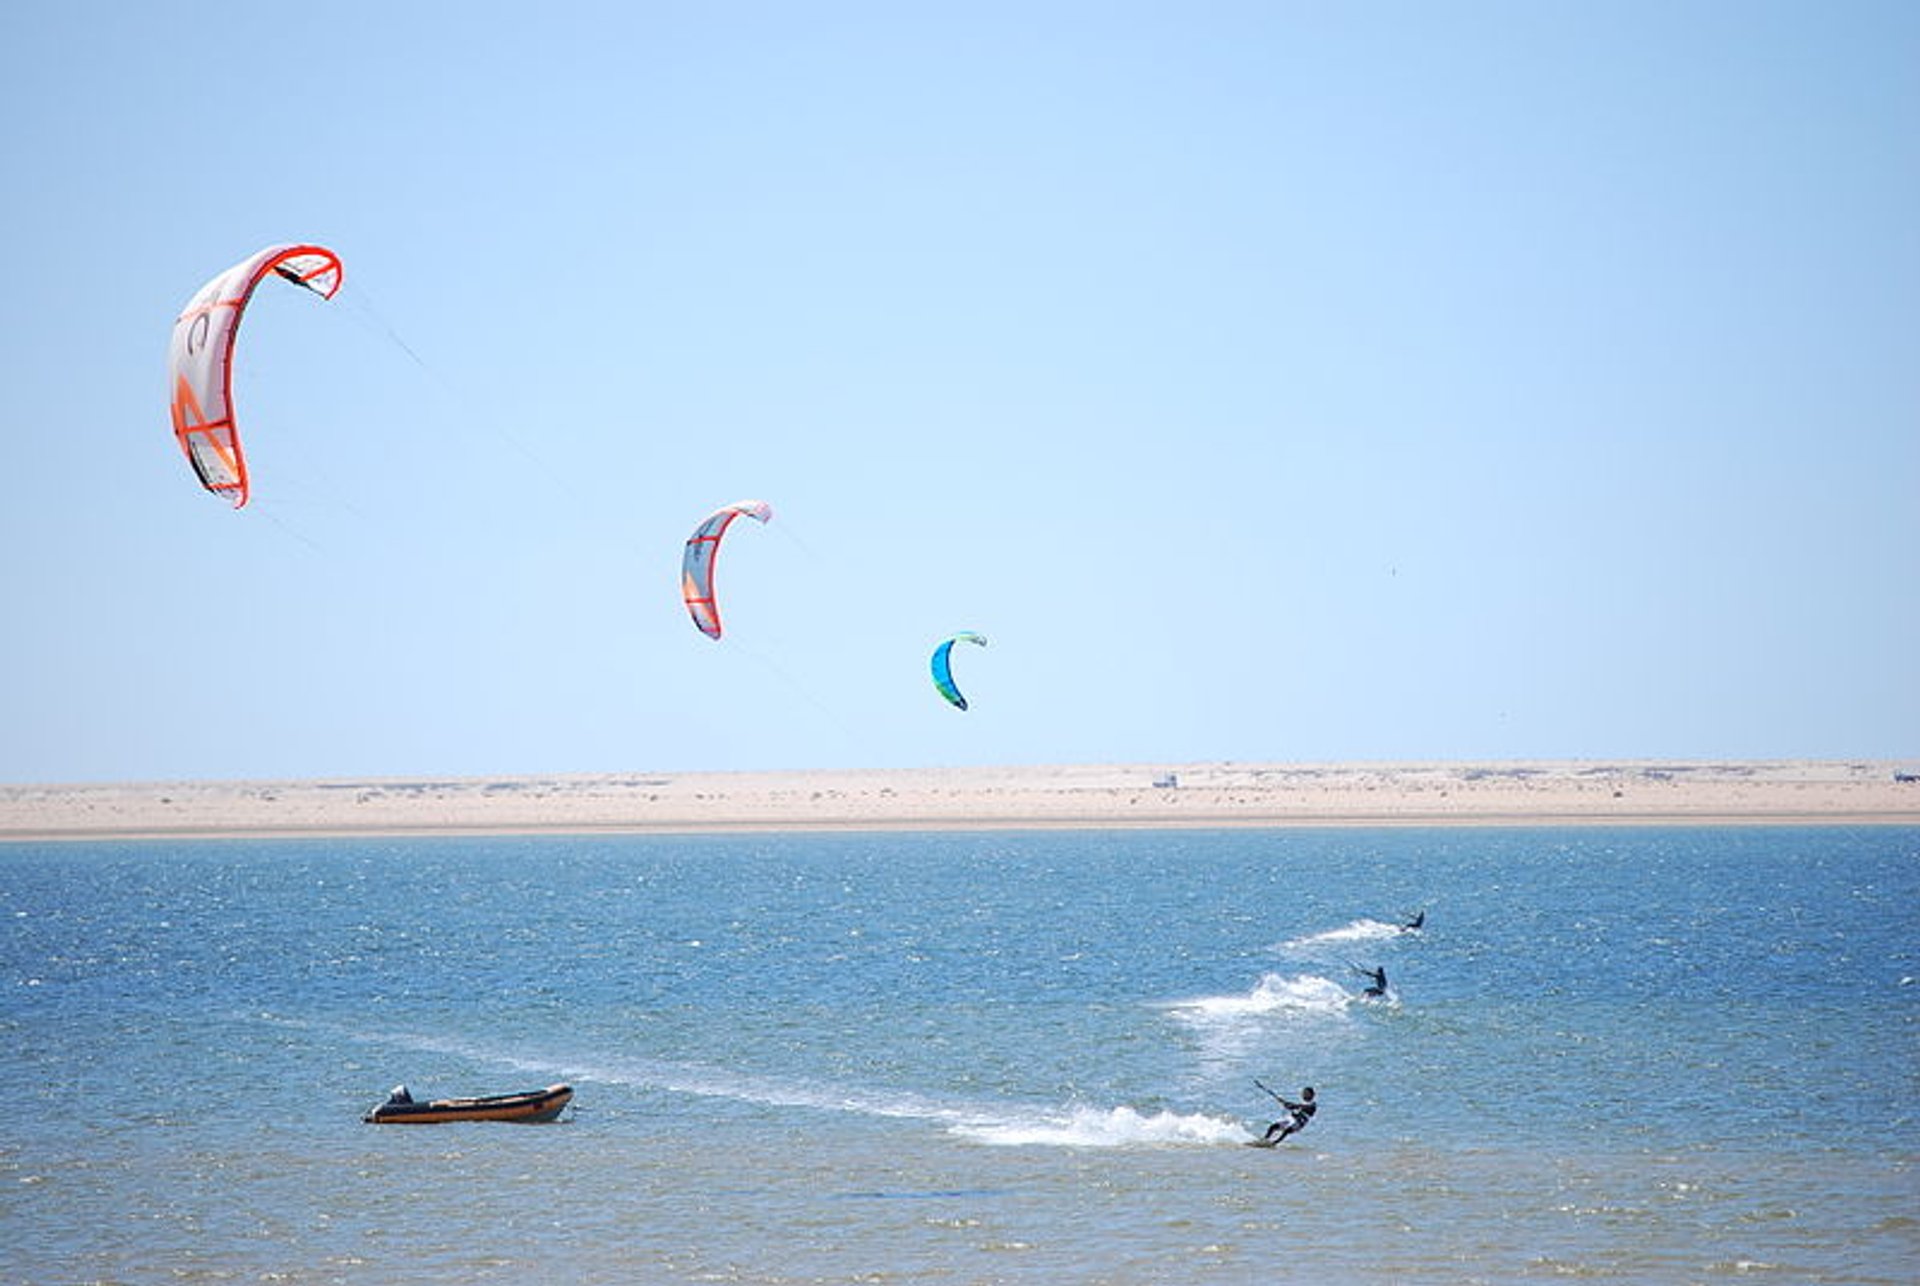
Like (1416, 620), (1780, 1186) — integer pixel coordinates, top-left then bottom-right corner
(3, 826), (1916, 1283)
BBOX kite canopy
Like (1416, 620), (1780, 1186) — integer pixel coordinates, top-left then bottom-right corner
(168, 243), (343, 508)
(681, 500), (773, 639)
(931, 632), (988, 710)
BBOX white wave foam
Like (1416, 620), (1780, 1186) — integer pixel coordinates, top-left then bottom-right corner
(1163, 972), (1353, 1021)
(953, 1104), (1250, 1148)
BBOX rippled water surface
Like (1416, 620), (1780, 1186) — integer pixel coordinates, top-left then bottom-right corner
(4, 827), (1916, 1282)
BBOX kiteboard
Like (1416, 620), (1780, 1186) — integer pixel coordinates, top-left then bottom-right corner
(1245, 1136), (1281, 1149)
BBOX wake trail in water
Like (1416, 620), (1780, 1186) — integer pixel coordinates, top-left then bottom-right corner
(257, 1014), (1251, 1148)
(954, 1105), (1249, 1148)
(1278, 918), (1406, 950)
(1160, 972), (1357, 1023)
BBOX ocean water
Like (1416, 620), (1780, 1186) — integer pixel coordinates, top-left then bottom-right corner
(2, 826), (1916, 1284)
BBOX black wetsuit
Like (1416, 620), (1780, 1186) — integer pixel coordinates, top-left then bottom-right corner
(1263, 1097), (1315, 1142)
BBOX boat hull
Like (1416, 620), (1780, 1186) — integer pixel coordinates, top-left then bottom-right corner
(364, 1083), (572, 1124)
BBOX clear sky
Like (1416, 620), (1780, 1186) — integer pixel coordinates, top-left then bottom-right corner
(2, 1), (1914, 783)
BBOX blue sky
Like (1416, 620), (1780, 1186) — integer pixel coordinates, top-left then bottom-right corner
(2, 1), (1914, 783)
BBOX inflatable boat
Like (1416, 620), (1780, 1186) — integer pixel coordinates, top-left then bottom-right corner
(364, 1083), (573, 1124)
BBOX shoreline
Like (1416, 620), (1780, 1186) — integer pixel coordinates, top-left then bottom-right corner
(3, 760), (1917, 841)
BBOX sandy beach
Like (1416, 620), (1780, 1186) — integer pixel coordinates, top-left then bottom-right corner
(2, 760), (1916, 841)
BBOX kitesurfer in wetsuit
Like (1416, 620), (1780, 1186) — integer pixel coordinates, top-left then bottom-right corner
(1260, 1085), (1316, 1144)
(1402, 910), (1425, 931)
(1355, 964), (1388, 999)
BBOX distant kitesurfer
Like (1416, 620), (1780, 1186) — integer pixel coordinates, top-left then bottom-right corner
(1259, 1084), (1316, 1144)
(1354, 964), (1388, 999)
(1402, 910), (1425, 932)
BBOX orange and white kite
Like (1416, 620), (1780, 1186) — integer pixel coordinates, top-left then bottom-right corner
(167, 244), (343, 507)
(681, 499), (773, 639)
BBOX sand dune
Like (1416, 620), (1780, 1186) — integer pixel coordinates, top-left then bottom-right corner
(2, 761), (1916, 840)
